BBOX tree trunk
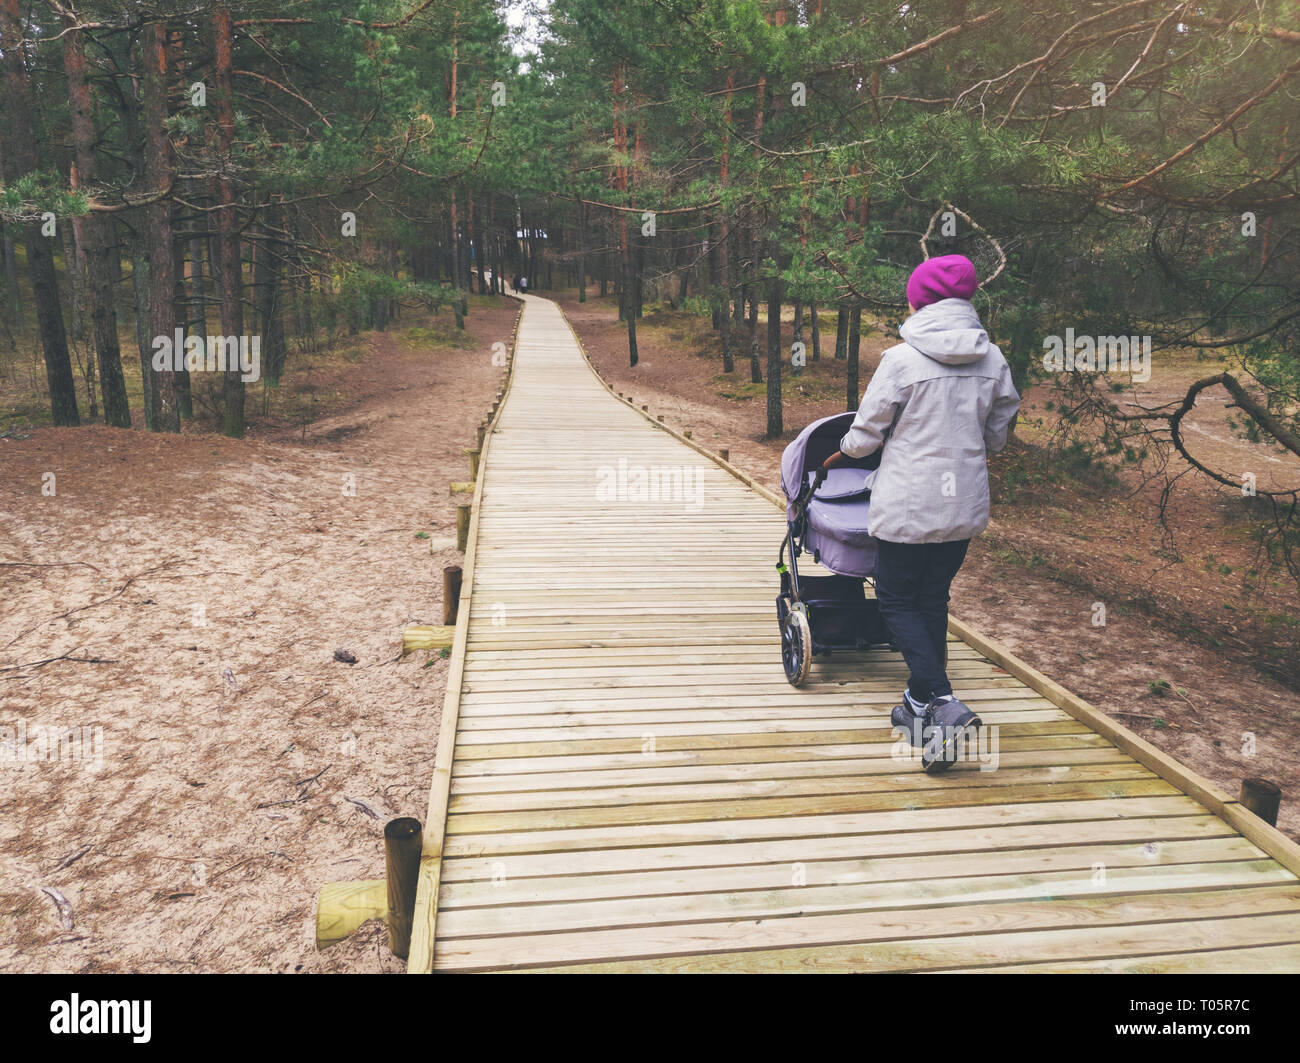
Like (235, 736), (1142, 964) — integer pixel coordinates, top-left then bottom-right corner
(847, 306), (862, 410)
(1, 0), (79, 425)
(213, 5), (245, 437)
(0, 123), (20, 329)
(809, 299), (820, 361)
(577, 200), (587, 302)
(189, 233), (209, 410)
(613, 63), (635, 363)
(835, 302), (848, 359)
(62, 218), (95, 418)
(62, 21), (131, 427)
(256, 205), (288, 385)
(169, 229), (194, 418)
(2, 229), (19, 327)
(131, 248), (155, 429)
(143, 21), (179, 432)
(717, 219), (733, 372)
(625, 235), (639, 366)
(766, 276), (783, 438)
(471, 193), (486, 294)
(60, 225), (87, 342)
(450, 190), (462, 307)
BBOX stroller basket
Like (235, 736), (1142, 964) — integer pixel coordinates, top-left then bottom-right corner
(776, 571), (889, 651)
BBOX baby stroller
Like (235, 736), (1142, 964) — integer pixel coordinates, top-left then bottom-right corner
(777, 412), (891, 685)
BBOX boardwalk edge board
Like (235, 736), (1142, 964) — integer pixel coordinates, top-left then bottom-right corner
(561, 302), (1300, 883)
(407, 295), (524, 974)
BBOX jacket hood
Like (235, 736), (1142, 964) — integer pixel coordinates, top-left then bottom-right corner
(898, 298), (989, 365)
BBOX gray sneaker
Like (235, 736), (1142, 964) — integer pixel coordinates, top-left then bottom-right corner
(920, 696), (982, 774)
(890, 691), (929, 747)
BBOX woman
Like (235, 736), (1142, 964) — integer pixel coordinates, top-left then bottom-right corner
(824, 254), (1020, 769)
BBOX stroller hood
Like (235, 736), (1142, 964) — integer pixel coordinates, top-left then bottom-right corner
(781, 412), (866, 504)
(781, 413), (879, 578)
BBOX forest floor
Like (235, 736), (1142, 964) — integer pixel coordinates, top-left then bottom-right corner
(0, 293), (518, 973)
(559, 290), (1300, 843)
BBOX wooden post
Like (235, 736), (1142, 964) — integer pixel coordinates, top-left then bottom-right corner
(684, 429), (692, 439)
(1241, 777), (1282, 826)
(466, 449), (480, 480)
(642, 405), (648, 412)
(402, 625), (454, 652)
(315, 880), (386, 950)
(657, 414), (664, 423)
(475, 424), (486, 448)
(384, 817), (423, 959)
(457, 504), (470, 551)
(443, 564), (463, 626)
(720, 448), (729, 462)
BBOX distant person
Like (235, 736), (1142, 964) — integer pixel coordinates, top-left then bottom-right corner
(518, 275), (528, 293)
(823, 254), (1021, 769)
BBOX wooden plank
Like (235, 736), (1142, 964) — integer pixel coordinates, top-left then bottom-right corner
(438, 860), (1290, 939)
(449, 747), (1131, 793)
(456, 685), (1041, 715)
(435, 886), (1300, 971)
(450, 709), (1070, 747)
(445, 763), (1159, 816)
(966, 942), (1300, 973)
(438, 819), (1243, 885)
(439, 838), (1264, 908)
(450, 729), (1105, 776)
(445, 779), (1180, 836)
(452, 720), (1122, 761)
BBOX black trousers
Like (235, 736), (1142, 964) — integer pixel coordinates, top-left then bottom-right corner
(873, 537), (970, 702)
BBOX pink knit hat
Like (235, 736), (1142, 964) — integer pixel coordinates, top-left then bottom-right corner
(906, 254), (978, 311)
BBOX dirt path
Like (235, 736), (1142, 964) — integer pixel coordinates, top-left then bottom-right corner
(560, 293), (1300, 842)
(0, 297), (518, 972)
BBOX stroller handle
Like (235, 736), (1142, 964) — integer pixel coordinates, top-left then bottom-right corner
(795, 466), (829, 512)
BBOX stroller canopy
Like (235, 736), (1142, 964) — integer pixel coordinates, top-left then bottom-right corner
(780, 412), (879, 578)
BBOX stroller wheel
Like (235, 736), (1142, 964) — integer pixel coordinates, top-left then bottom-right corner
(781, 609), (813, 687)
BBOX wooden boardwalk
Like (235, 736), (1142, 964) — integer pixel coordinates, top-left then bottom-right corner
(407, 294), (1300, 973)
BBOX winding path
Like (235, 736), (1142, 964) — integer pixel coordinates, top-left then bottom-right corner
(406, 294), (1300, 973)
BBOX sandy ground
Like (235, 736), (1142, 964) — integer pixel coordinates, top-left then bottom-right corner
(0, 295), (518, 972)
(560, 291), (1300, 842)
